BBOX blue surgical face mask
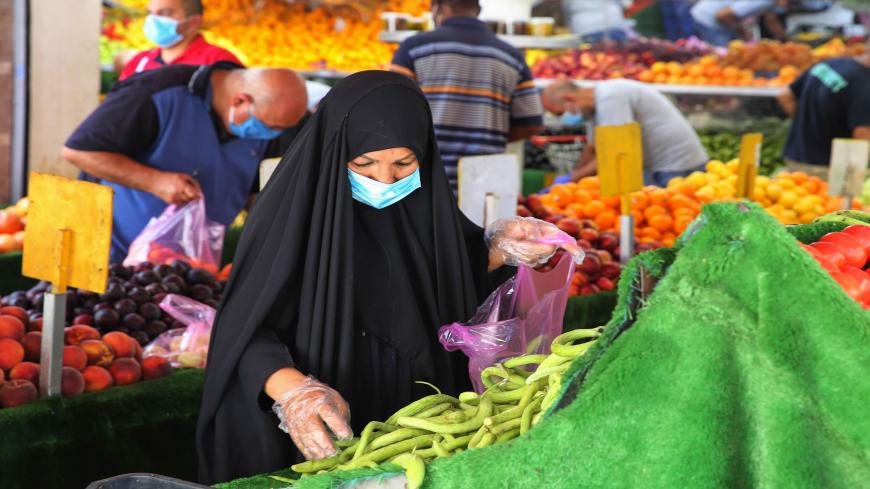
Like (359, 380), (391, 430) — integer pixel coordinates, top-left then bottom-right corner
(229, 105), (283, 140)
(561, 112), (584, 126)
(348, 167), (422, 209)
(143, 14), (184, 49)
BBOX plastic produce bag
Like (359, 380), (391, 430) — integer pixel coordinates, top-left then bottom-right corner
(439, 246), (577, 392)
(124, 198), (225, 274)
(143, 294), (215, 368)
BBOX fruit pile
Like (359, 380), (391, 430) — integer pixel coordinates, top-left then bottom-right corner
(290, 327), (602, 481)
(103, 0), (429, 72)
(1, 259), (224, 348)
(698, 118), (789, 176)
(530, 48), (648, 80)
(637, 55), (796, 87)
(0, 198), (28, 254)
(0, 306), (173, 409)
(800, 222), (870, 308)
(722, 40), (815, 73)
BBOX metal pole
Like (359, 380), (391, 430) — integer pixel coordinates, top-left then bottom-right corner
(11, 0), (28, 201)
(619, 214), (634, 264)
(39, 289), (65, 397)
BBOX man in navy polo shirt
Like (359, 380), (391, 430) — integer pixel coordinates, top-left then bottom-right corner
(62, 62), (308, 262)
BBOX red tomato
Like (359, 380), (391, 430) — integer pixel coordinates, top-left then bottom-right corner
(829, 271), (862, 302)
(820, 232), (867, 268)
(842, 224), (870, 255)
(810, 241), (846, 269)
(840, 265), (870, 303)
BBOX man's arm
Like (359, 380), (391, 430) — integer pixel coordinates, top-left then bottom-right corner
(761, 11), (788, 41)
(570, 144), (597, 181)
(853, 126), (870, 142)
(777, 88), (797, 117)
(509, 125), (543, 142)
(61, 147), (200, 205)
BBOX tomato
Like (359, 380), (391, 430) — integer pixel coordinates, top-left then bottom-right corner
(840, 265), (870, 303)
(829, 271), (863, 302)
(820, 232), (867, 268)
(810, 241), (846, 269)
(842, 224), (870, 255)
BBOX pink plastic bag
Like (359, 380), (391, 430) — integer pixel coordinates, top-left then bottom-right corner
(124, 198), (225, 273)
(143, 294), (215, 368)
(439, 247), (577, 392)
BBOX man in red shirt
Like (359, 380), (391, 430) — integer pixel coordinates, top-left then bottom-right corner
(119, 0), (242, 81)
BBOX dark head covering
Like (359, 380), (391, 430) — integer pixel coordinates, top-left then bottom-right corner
(196, 71), (496, 483)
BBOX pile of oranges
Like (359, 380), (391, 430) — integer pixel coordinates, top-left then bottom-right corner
(637, 55), (798, 87)
(0, 199), (28, 254)
(105, 0), (429, 71)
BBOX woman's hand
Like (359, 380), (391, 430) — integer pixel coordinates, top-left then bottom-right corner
(486, 217), (584, 271)
(268, 371), (353, 460)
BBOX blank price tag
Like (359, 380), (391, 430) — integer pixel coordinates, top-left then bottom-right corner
(736, 133), (763, 199)
(595, 123), (643, 197)
(259, 157), (281, 191)
(828, 138), (869, 197)
(458, 154), (521, 227)
(22, 173), (113, 294)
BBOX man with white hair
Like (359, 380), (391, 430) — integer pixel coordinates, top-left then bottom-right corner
(62, 62), (308, 261)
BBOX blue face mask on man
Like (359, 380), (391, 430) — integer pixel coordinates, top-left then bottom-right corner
(143, 14), (184, 49)
(347, 167), (421, 209)
(229, 104), (283, 140)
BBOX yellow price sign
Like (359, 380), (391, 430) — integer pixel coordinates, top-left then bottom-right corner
(736, 133), (763, 199)
(22, 173), (113, 294)
(595, 123), (643, 199)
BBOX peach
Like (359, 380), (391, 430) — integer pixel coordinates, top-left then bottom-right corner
(142, 356), (172, 381)
(61, 366), (84, 397)
(64, 325), (100, 346)
(27, 317), (43, 332)
(21, 331), (42, 361)
(108, 358), (141, 386)
(0, 379), (38, 407)
(0, 338), (25, 370)
(82, 365), (113, 393)
(0, 315), (25, 340)
(62, 345), (88, 371)
(102, 332), (135, 358)
(81, 339), (114, 367)
(0, 307), (29, 328)
(9, 361), (39, 385)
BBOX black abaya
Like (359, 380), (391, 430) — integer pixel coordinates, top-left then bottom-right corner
(196, 71), (499, 484)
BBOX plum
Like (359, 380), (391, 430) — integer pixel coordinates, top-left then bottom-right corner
(162, 274), (186, 290)
(128, 287), (151, 304)
(204, 299), (220, 309)
(130, 331), (150, 347)
(152, 293), (167, 304)
(134, 261), (154, 272)
(109, 263), (128, 278)
(134, 270), (159, 286)
(170, 320), (185, 330)
(114, 298), (137, 317)
(171, 259), (192, 276)
(190, 284), (213, 302)
(94, 308), (120, 330)
(154, 264), (175, 279)
(7, 294), (31, 310)
(101, 282), (125, 302)
(122, 313), (146, 331)
(94, 302), (114, 311)
(145, 283), (168, 296)
(139, 303), (161, 322)
(145, 320), (167, 338)
(186, 268), (215, 285)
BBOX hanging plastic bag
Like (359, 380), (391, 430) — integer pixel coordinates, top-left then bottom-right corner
(143, 294), (215, 369)
(439, 235), (578, 392)
(124, 198), (225, 274)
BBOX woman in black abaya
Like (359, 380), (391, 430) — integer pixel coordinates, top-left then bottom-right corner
(196, 71), (578, 484)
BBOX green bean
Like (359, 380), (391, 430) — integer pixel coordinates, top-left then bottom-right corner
(476, 432), (495, 449)
(503, 354), (548, 369)
(416, 402), (454, 419)
(525, 363), (570, 384)
(340, 435), (434, 469)
(338, 440), (360, 463)
(467, 425), (488, 449)
(292, 455), (342, 474)
(442, 434), (473, 451)
(488, 417), (522, 435)
(390, 453), (426, 489)
(385, 394), (459, 425)
(432, 437), (451, 457)
(336, 438), (359, 448)
(496, 428), (520, 443)
(397, 396), (492, 434)
(550, 328), (601, 357)
(458, 391), (479, 404)
(367, 428), (428, 452)
(520, 396), (543, 435)
(352, 422), (397, 462)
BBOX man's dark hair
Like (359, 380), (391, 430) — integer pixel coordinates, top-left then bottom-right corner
(181, 0), (204, 15)
(432, 0), (480, 10)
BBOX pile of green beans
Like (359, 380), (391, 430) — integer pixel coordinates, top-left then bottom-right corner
(292, 327), (603, 485)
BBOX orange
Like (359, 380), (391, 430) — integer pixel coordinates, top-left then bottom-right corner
(649, 214), (674, 232)
(666, 61), (683, 76)
(790, 171), (808, 184)
(638, 70), (654, 83)
(648, 189), (668, 206)
(801, 180), (820, 194)
(594, 210), (617, 230)
(650, 61), (667, 74)
(643, 205), (667, 221)
(549, 185), (575, 206)
(668, 194), (696, 211)
(722, 66), (739, 79)
(674, 207), (697, 219)
(674, 215), (694, 234)
(688, 65), (704, 77)
(630, 192), (649, 210)
(639, 236), (660, 245)
(676, 181), (696, 197)
(662, 237), (676, 248)
(577, 176), (599, 190)
(601, 195), (622, 209)
(654, 73), (668, 84)
(564, 203), (586, 219)
(640, 227), (662, 240)
(666, 75), (681, 85)
(573, 189), (592, 204)
(583, 200), (606, 218)
(704, 65), (722, 78)
(0, 235), (14, 253)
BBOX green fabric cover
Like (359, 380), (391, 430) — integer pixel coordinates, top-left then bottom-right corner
(284, 202), (870, 489)
(522, 169), (555, 196)
(0, 369), (204, 489)
(0, 252), (36, 296)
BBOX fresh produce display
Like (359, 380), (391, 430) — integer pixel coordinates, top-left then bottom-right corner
(0, 305), (173, 409)
(102, 0), (429, 71)
(289, 327), (602, 481)
(722, 39), (866, 73)
(0, 259), (225, 348)
(0, 198), (28, 254)
(799, 218), (870, 308)
(698, 118), (789, 176)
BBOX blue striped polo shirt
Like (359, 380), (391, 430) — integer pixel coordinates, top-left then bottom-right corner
(391, 17), (544, 188)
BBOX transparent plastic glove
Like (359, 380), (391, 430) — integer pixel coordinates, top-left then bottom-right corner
(272, 376), (353, 460)
(485, 217), (584, 267)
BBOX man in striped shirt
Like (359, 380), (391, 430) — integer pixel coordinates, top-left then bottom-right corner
(390, 0), (544, 190)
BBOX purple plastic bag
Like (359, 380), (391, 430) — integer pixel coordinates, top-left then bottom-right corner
(143, 294), (215, 369)
(439, 245), (576, 392)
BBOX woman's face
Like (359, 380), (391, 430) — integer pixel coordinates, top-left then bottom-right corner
(348, 147), (419, 184)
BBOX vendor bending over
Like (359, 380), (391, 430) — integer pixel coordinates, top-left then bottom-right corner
(62, 62), (308, 262)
